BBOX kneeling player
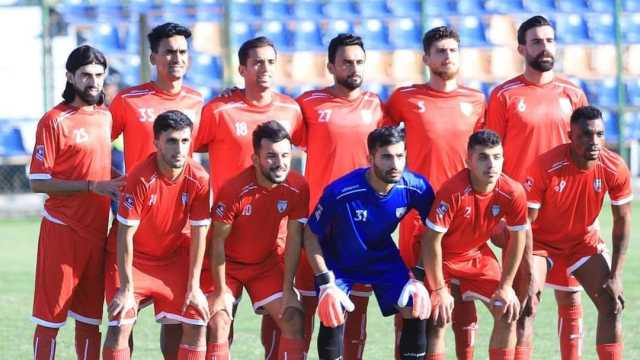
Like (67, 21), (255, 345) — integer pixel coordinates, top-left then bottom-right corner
(423, 130), (528, 360)
(304, 127), (434, 360)
(103, 111), (211, 360)
(523, 105), (632, 359)
(205, 121), (308, 360)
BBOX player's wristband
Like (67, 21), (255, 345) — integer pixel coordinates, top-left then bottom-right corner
(314, 271), (335, 288)
(411, 266), (425, 281)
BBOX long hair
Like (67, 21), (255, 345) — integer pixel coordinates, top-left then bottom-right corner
(62, 45), (108, 105)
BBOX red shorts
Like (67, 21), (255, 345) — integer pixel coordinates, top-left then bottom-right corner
(442, 246), (501, 303)
(398, 210), (423, 268)
(294, 250), (372, 297)
(105, 248), (206, 326)
(32, 218), (105, 328)
(222, 256), (284, 313)
(533, 237), (605, 281)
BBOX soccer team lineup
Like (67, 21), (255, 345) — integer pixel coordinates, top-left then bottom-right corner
(28, 14), (633, 360)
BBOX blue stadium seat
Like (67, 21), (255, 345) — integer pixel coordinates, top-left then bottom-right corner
(622, 14), (640, 43)
(589, 0), (615, 12)
(89, 23), (122, 51)
(601, 110), (619, 142)
(358, 19), (390, 50)
(457, 0), (486, 15)
(95, 0), (125, 21)
(0, 126), (27, 157)
(257, 21), (291, 51)
(229, 0), (260, 20)
(324, 0), (358, 19)
(389, 18), (421, 49)
(584, 79), (619, 107)
(556, 0), (589, 12)
(322, 19), (353, 46)
(624, 111), (640, 140)
(128, 0), (155, 13)
(358, 0), (390, 18)
(626, 78), (640, 106)
(230, 22), (256, 48)
(262, 0), (291, 19)
(125, 22), (141, 54)
(188, 54), (223, 85)
(291, 20), (323, 51)
(522, 0), (555, 12)
(57, 0), (92, 24)
(292, 0), (324, 19)
(195, 0), (223, 21)
(388, 0), (422, 17)
(457, 16), (488, 47)
(158, 0), (197, 24)
(624, 0), (640, 11)
(424, 16), (450, 31)
(586, 14), (615, 44)
(364, 83), (391, 101)
(484, 0), (524, 13)
(555, 14), (589, 44)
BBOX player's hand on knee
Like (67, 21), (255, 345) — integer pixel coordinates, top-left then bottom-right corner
(491, 285), (520, 322)
(108, 287), (136, 321)
(211, 288), (235, 320)
(602, 277), (625, 314)
(429, 287), (454, 327)
(182, 287), (210, 321)
(316, 271), (354, 328)
(398, 278), (431, 320)
(278, 288), (303, 319)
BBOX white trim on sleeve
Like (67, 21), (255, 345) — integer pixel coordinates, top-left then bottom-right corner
(611, 195), (633, 206)
(190, 218), (211, 226)
(527, 201), (541, 209)
(116, 214), (140, 227)
(425, 219), (448, 233)
(29, 173), (52, 180)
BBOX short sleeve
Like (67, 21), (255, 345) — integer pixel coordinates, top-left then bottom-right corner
(29, 117), (58, 180)
(193, 100), (218, 152)
(473, 100), (487, 131)
(523, 159), (546, 209)
(212, 183), (239, 224)
(190, 179), (211, 226)
(485, 89), (507, 140)
(608, 162), (633, 206)
(383, 90), (403, 127)
(307, 187), (336, 237)
(289, 105), (305, 147)
(577, 89), (589, 108)
(375, 95), (391, 127)
(109, 94), (126, 140)
(505, 184), (529, 231)
(410, 178), (435, 226)
(116, 177), (147, 227)
(288, 180), (310, 223)
(295, 95), (308, 149)
(425, 190), (457, 234)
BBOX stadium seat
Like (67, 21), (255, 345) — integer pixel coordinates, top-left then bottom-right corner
(589, 0), (615, 12)
(591, 45), (617, 76)
(257, 20), (291, 51)
(230, 21), (255, 48)
(0, 126), (27, 157)
(522, 0), (555, 12)
(364, 51), (392, 83)
(358, 0), (390, 18)
(561, 45), (592, 77)
(324, 0), (358, 19)
(262, 0), (291, 19)
(229, 0), (260, 20)
(556, 0), (589, 12)
(358, 19), (390, 50)
(128, 0), (155, 13)
(489, 46), (521, 79)
(584, 78), (619, 107)
(389, 18), (421, 50)
(601, 110), (619, 142)
(555, 14), (589, 44)
(188, 54), (223, 85)
(291, 20), (323, 51)
(622, 13), (640, 43)
(195, 0), (224, 21)
(57, 0), (92, 24)
(624, 0), (640, 11)
(457, 0), (486, 15)
(388, 0), (422, 17)
(424, 16), (449, 31)
(290, 52), (326, 84)
(322, 19), (353, 46)
(623, 111), (640, 140)
(625, 78), (640, 106)
(586, 14), (615, 44)
(124, 22), (141, 53)
(456, 16), (488, 47)
(89, 23), (122, 51)
(390, 49), (424, 83)
(486, 15), (517, 45)
(292, 0), (324, 19)
(364, 83), (391, 101)
(159, 0), (197, 25)
(484, 0), (524, 13)
(95, 0), (125, 22)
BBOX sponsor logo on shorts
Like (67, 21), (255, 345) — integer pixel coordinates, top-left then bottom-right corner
(436, 201), (449, 217)
(35, 145), (45, 161)
(277, 200), (288, 213)
(491, 204), (501, 217)
(123, 194), (135, 210)
(593, 178), (602, 192)
(396, 207), (407, 218)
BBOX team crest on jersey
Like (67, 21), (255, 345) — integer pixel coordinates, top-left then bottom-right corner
(491, 205), (501, 217)
(215, 202), (226, 217)
(123, 194), (135, 210)
(593, 178), (602, 192)
(396, 207), (407, 218)
(436, 201), (449, 217)
(558, 97), (573, 114)
(181, 192), (188, 205)
(361, 110), (373, 124)
(277, 200), (288, 213)
(459, 102), (473, 116)
(517, 98), (526, 112)
(35, 145), (45, 161)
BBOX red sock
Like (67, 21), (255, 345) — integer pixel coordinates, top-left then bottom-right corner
(426, 354), (445, 360)
(75, 322), (101, 360)
(102, 347), (130, 360)
(261, 315), (280, 359)
(33, 325), (58, 360)
(278, 336), (305, 360)
(558, 304), (583, 360)
(452, 300), (477, 360)
(596, 343), (623, 360)
(393, 314), (403, 360)
(489, 348), (515, 360)
(177, 344), (205, 360)
(514, 345), (531, 360)
(301, 295), (318, 353)
(206, 342), (229, 360)
(344, 295), (369, 360)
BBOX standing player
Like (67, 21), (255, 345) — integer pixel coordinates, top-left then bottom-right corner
(385, 26), (485, 359)
(206, 121), (308, 360)
(523, 106), (631, 359)
(29, 45), (123, 360)
(485, 15), (589, 360)
(304, 127), (433, 360)
(108, 22), (204, 358)
(294, 33), (388, 359)
(102, 111), (211, 360)
(423, 130), (528, 360)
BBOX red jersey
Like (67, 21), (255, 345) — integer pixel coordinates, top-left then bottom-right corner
(29, 102), (112, 241)
(194, 90), (304, 194)
(111, 154), (211, 260)
(297, 88), (387, 209)
(485, 75), (588, 182)
(110, 82), (204, 171)
(385, 84), (485, 190)
(213, 166), (309, 264)
(525, 144), (632, 252)
(426, 169), (529, 260)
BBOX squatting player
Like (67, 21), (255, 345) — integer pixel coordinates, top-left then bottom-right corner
(486, 15), (589, 359)
(294, 33), (388, 359)
(523, 106), (632, 359)
(102, 111), (211, 360)
(423, 130), (528, 360)
(385, 26), (485, 360)
(29, 45), (123, 360)
(303, 127), (434, 360)
(205, 121), (308, 360)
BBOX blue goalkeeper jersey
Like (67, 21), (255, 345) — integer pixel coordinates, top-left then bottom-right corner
(307, 167), (434, 280)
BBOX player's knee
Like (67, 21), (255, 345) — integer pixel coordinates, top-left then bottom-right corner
(595, 294), (623, 318)
(554, 290), (581, 306)
(207, 312), (232, 343)
(280, 307), (304, 339)
(398, 318), (427, 360)
(317, 323), (344, 360)
(181, 324), (206, 346)
(105, 325), (132, 349)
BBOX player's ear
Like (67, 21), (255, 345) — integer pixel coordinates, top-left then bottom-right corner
(238, 64), (246, 77)
(516, 44), (525, 56)
(326, 61), (335, 76)
(422, 53), (429, 66)
(65, 71), (73, 84)
(149, 52), (157, 66)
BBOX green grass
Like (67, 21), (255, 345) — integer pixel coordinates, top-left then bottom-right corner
(1, 202), (639, 358)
